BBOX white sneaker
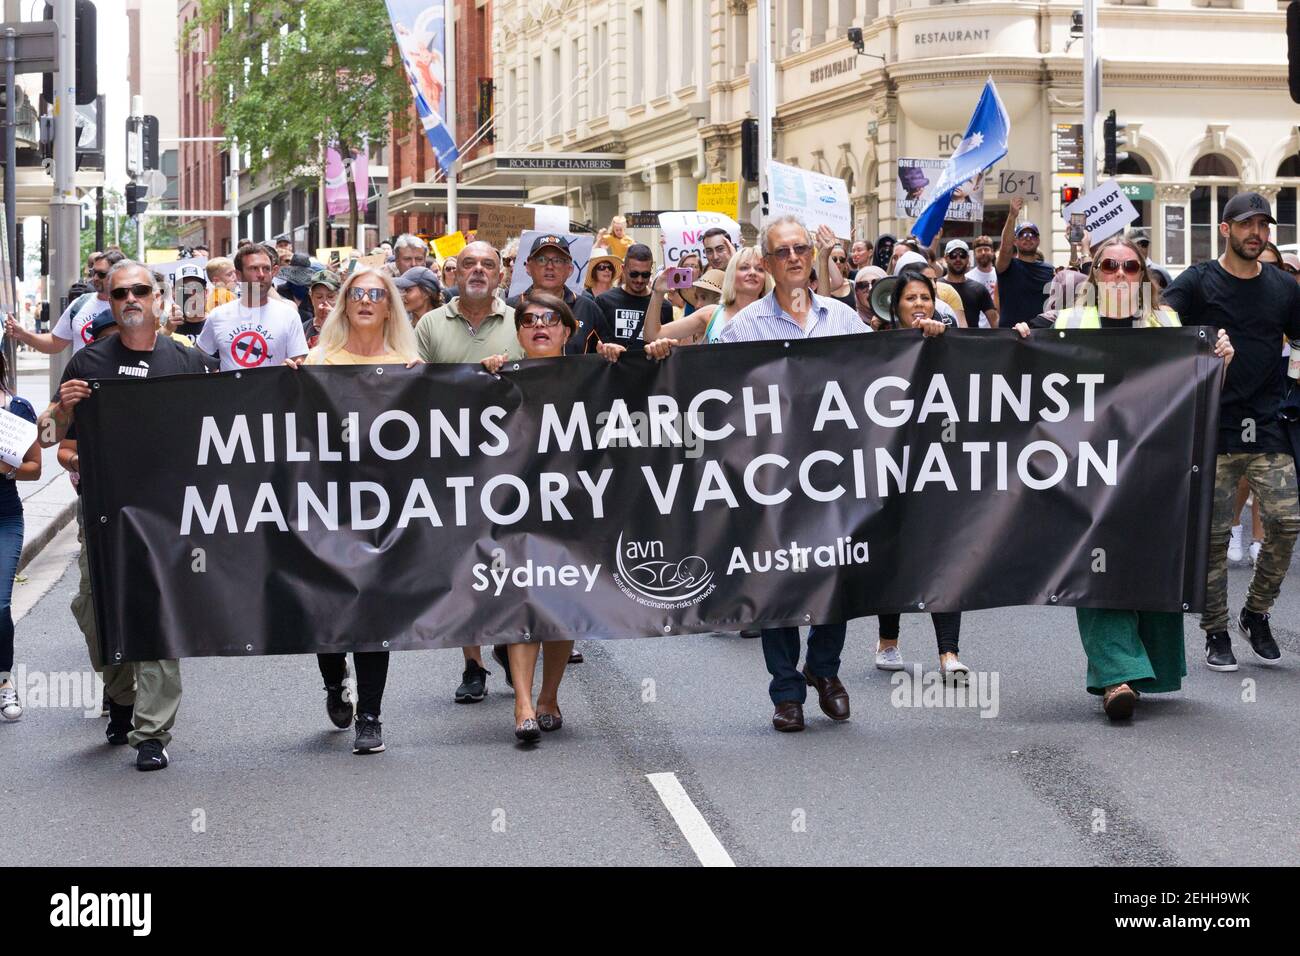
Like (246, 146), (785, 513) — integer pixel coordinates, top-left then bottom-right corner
(1228, 524), (1244, 563)
(0, 683), (21, 721)
(939, 656), (971, 682)
(1249, 540), (1262, 564)
(875, 644), (904, 671)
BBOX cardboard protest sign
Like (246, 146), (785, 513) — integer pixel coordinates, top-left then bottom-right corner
(0, 405), (37, 469)
(506, 230), (596, 299)
(697, 182), (740, 219)
(767, 160), (852, 238)
(897, 158), (984, 223)
(1063, 180), (1139, 242)
(317, 246), (356, 266)
(356, 254), (388, 270)
(475, 205), (536, 249)
(658, 211), (741, 264)
(431, 231), (468, 263)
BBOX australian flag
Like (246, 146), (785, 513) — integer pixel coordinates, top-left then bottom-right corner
(911, 78), (1010, 245)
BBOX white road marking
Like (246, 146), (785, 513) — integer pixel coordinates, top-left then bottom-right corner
(645, 772), (735, 867)
(13, 521), (80, 623)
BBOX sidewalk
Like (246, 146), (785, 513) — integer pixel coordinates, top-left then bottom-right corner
(14, 354), (79, 570)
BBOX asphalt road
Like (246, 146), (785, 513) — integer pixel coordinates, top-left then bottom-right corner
(3, 523), (1298, 867)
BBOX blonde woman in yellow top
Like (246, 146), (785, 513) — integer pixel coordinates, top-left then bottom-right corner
(285, 266), (422, 754)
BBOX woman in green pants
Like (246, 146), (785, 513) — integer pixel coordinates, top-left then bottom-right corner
(1015, 235), (1234, 719)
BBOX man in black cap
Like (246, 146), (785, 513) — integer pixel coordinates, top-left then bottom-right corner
(994, 196), (1055, 328)
(303, 270), (340, 349)
(1164, 191), (1300, 673)
(506, 234), (603, 354)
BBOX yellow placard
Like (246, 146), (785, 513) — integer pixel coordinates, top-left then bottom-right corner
(696, 181), (740, 219)
(144, 249), (178, 265)
(431, 231), (467, 262)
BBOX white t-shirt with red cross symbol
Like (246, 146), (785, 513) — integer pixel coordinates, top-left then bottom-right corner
(197, 298), (308, 372)
(52, 294), (112, 353)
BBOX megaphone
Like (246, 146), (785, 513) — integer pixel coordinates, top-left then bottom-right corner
(870, 275), (898, 325)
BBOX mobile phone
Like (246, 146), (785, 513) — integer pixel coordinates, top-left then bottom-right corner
(1067, 213), (1086, 246)
(666, 267), (693, 290)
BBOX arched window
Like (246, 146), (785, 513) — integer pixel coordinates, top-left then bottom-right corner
(1116, 152), (1155, 234)
(1117, 154), (1152, 176)
(1278, 155), (1300, 248)
(1190, 153), (1240, 262)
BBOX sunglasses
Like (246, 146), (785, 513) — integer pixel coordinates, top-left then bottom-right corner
(92, 269), (110, 280)
(109, 284), (154, 300)
(519, 311), (562, 328)
(831, 256), (847, 263)
(768, 244), (812, 260)
(626, 270), (652, 279)
(946, 251), (968, 259)
(347, 287), (388, 303)
(1286, 266), (1299, 275)
(855, 282), (874, 292)
(1098, 258), (1142, 276)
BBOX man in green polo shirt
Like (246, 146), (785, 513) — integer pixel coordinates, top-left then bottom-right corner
(415, 240), (523, 364)
(414, 239), (524, 704)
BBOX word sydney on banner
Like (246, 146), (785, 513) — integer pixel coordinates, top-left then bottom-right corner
(912, 77), (1010, 245)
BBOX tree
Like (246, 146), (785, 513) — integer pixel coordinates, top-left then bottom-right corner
(185, 0), (411, 245)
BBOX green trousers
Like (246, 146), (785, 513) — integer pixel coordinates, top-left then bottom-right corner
(74, 509), (135, 706)
(1076, 608), (1186, 696)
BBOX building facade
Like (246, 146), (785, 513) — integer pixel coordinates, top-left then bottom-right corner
(493, 0), (1298, 268)
(177, 0), (230, 254)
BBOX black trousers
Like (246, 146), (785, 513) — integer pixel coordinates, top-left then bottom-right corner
(317, 652), (389, 717)
(878, 613), (961, 655)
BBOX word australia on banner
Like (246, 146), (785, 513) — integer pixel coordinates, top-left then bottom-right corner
(79, 330), (1220, 662)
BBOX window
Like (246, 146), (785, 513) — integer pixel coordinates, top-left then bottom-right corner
(532, 54), (542, 138)
(570, 36), (581, 128)
(1190, 153), (1240, 263)
(591, 24), (608, 115)
(784, 0), (804, 55)
(655, 0), (668, 97)
(1116, 153), (1154, 233)
(810, 0), (827, 46)
(631, 8), (645, 105)
(731, 4), (749, 78)
(550, 46), (562, 137)
(1278, 155), (1300, 247)
(681, 0), (696, 89)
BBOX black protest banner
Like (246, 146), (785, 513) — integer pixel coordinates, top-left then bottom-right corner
(78, 329), (1220, 662)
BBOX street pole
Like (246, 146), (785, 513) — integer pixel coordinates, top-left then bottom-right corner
(445, 3), (457, 234)
(94, 184), (103, 250)
(756, 0), (773, 226)
(49, 0), (77, 392)
(230, 137), (240, 248)
(1083, 0), (1098, 193)
(3, 25), (19, 394)
(318, 137), (326, 251)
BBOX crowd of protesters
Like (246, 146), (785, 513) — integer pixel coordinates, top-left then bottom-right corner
(5, 187), (1299, 766)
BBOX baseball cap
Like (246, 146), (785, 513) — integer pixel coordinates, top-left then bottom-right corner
(176, 264), (207, 285)
(528, 234), (572, 259)
(394, 266), (442, 297)
(309, 271), (340, 292)
(88, 311), (118, 340)
(1127, 227), (1152, 246)
(944, 239), (970, 255)
(1221, 191), (1277, 224)
(279, 253), (317, 286)
(1016, 221), (1040, 237)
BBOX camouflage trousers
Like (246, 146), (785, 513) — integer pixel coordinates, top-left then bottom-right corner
(1201, 452), (1300, 633)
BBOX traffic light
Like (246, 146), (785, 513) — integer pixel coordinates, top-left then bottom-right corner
(125, 182), (148, 217)
(1103, 109), (1127, 176)
(141, 115), (159, 171)
(41, 0), (98, 107)
(741, 117), (759, 183)
(1289, 1), (1300, 104)
(1061, 185), (1081, 207)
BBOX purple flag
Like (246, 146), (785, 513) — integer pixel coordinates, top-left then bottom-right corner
(324, 145), (370, 217)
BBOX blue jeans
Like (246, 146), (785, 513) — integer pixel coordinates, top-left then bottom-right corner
(0, 513), (24, 674)
(761, 624), (847, 705)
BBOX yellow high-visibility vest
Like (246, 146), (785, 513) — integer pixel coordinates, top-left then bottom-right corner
(1054, 306), (1180, 329)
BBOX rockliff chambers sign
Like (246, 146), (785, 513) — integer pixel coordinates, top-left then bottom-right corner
(494, 155), (626, 172)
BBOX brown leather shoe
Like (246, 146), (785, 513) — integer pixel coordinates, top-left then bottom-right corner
(1102, 683), (1136, 720)
(772, 701), (805, 732)
(803, 668), (850, 721)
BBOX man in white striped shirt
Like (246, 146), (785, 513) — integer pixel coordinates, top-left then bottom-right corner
(721, 215), (861, 733)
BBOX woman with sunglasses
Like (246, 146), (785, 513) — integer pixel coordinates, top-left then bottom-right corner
(851, 266), (887, 329)
(285, 267), (422, 755)
(1015, 237), (1234, 720)
(863, 272), (969, 679)
(584, 255), (622, 299)
(644, 245), (774, 345)
(479, 292), (675, 742)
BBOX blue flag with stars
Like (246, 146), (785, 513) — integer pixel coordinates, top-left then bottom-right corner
(911, 79), (1010, 245)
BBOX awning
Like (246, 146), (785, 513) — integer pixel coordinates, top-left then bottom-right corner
(386, 181), (531, 214)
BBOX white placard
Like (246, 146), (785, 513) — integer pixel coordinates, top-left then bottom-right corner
(0, 405), (37, 469)
(1063, 180), (1138, 242)
(657, 211), (742, 265)
(766, 159), (852, 238)
(507, 230), (596, 299)
(525, 204), (571, 235)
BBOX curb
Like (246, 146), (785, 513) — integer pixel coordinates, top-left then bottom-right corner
(17, 499), (78, 573)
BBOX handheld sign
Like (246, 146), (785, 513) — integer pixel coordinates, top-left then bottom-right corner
(767, 159), (852, 237)
(697, 182), (740, 220)
(1063, 180), (1138, 242)
(658, 211), (741, 264)
(475, 205), (537, 249)
(0, 406), (36, 469)
(431, 231), (468, 263)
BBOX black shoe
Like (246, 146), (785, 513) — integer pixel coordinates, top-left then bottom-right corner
(515, 718), (540, 743)
(135, 739), (169, 771)
(454, 660), (489, 703)
(353, 713), (385, 754)
(1205, 631), (1238, 672)
(740, 630), (761, 639)
(491, 644), (513, 688)
(100, 688), (110, 718)
(324, 682), (353, 728)
(1238, 608), (1282, 665)
(105, 701), (133, 746)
